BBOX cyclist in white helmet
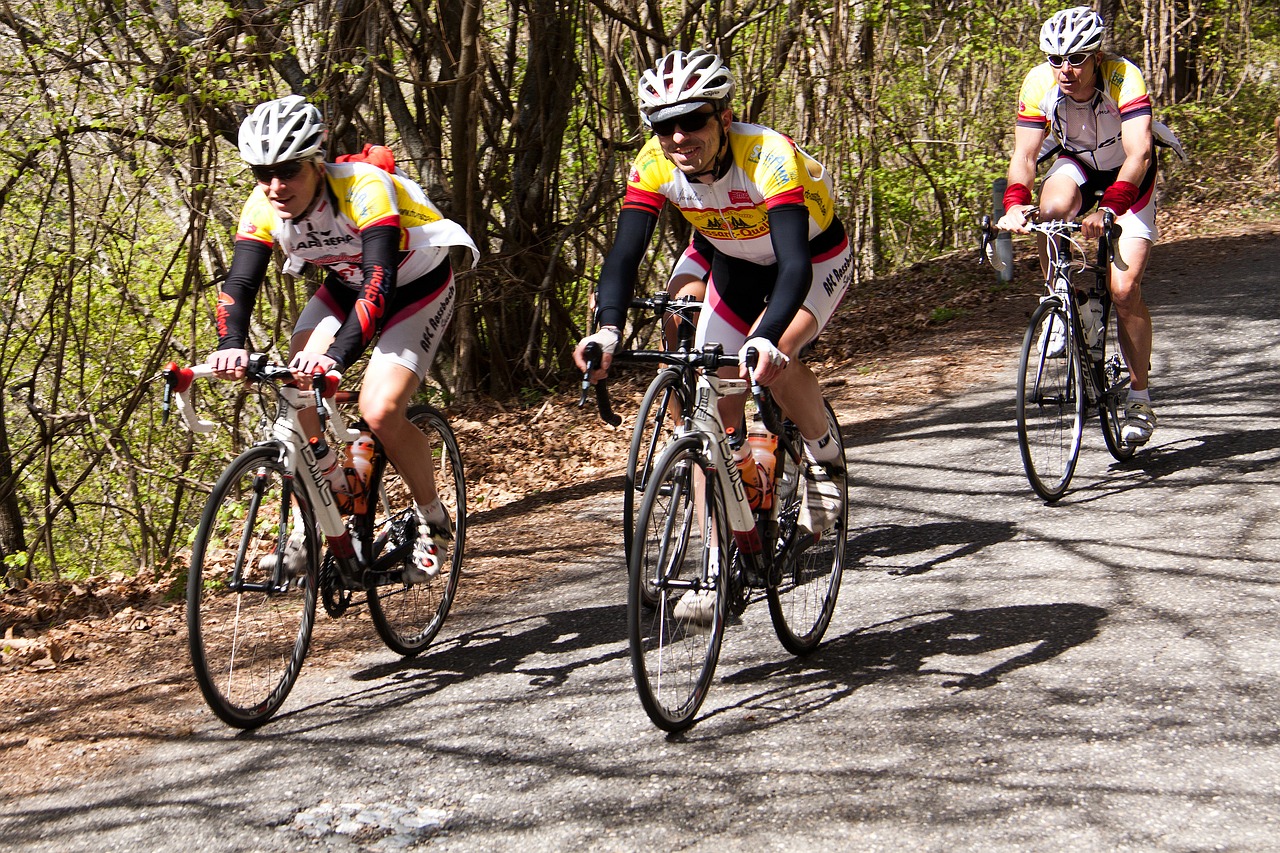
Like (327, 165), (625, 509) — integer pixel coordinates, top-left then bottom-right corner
(208, 94), (479, 582)
(574, 48), (855, 546)
(997, 7), (1163, 446)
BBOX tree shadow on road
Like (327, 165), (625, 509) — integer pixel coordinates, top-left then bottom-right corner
(712, 602), (1107, 732)
(848, 520), (1018, 576)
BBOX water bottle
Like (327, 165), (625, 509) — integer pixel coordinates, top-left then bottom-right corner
(1083, 296), (1104, 359)
(311, 437), (351, 509)
(746, 422), (778, 511)
(728, 427), (764, 510)
(349, 433), (375, 486)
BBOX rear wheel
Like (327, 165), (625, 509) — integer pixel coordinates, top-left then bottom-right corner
(628, 436), (728, 732)
(366, 405), (466, 657)
(1016, 298), (1084, 501)
(768, 401), (846, 654)
(187, 445), (318, 729)
(624, 366), (687, 577)
(1097, 302), (1137, 462)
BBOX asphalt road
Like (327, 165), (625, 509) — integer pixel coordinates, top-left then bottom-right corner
(4, 228), (1280, 851)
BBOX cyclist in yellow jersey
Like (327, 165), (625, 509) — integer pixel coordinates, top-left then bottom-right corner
(207, 95), (478, 581)
(574, 49), (854, 553)
(997, 7), (1161, 446)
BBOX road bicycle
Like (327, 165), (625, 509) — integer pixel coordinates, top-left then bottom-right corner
(981, 210), (1134, 501)
(162, 355), (466, 728)
(586, 344), (847, 731)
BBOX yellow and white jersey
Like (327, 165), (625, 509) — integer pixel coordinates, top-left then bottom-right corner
(622, 122), (837, 265)
(1016, 57), (1153, 172)
(236, 161), (475, 286)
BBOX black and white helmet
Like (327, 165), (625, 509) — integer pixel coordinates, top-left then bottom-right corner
(237, 95), (327, 165)
(637, 48), (734, 126)
(1040, 6), (1105, 54)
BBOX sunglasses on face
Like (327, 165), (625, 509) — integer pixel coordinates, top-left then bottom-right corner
(251, 160), (307, 183)
(1047, 52), (1092, 68)
(651, 109), (717, 137)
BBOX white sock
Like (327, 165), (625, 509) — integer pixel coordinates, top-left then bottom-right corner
(415, 499), (448, 527)
(804, 429), (840, 464)
(1127, 388), (1151, 404)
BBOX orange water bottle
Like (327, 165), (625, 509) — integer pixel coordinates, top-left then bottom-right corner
(747, 421), (778, 510)
(349, 433), (375, 485)
(728, 427), (763, 509)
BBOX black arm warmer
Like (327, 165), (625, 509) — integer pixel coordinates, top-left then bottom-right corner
(324, 224), (402, 370)
(595, 207), (659, 329)
(216, 239), (273, 350)
(753, 204), (813, 344)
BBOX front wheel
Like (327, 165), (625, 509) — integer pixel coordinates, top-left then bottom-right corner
(624, 366), (688, 576)
(1016, 298), (1085, 501)
(366, 405), (466, 657)
(187, 445), (319, 729)
(768, 401), (846, 654)
(628, 436), (728, 732)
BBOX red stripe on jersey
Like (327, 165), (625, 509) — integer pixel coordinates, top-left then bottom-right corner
(764, 187), (805, 208)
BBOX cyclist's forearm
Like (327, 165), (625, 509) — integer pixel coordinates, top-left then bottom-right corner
(596, 208), (658, 329)
(217, 239), (273, 350)
(753, 204), (812, 343)
(324, 225), (401, 370)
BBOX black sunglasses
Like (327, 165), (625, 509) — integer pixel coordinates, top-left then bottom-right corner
(651, 108), (717, 137)
(251, 160), (307, 183)
(1047, 52), (1092, 68)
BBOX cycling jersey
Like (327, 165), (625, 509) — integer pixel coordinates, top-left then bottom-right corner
(218, 161), (477, 370)
(622, 121), (837, 264)
(1016, 56), (1152, 172)
(597, 122), (851, 345)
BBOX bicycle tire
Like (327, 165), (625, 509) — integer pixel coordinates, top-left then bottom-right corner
(1097, 302), (1137, 462)
(628, 435), (728, 732)
(187, 444), (318, 729)
(623, 366), (688, 599)
(366, 404), (466, 657)
(767, 401), (846, 654)
(1016, 298), (1085, 501)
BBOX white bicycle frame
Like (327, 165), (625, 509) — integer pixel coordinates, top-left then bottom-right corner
(677, 369), (771, 559)
(171, 363), (365, 562)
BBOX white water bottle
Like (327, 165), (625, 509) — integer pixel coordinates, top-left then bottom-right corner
(311, 437), (349, 498)
(349, 433), (375, 486)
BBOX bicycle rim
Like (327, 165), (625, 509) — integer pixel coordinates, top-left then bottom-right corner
(1097, 303), (1136, 461)
(768, 401), (846, 654)
(187, 445), (318, 729)
(624, 367), (687, 577)
(366, 405), (466, 657)
(1016, 299), (1085, 501)
(628, 436), (727, 732)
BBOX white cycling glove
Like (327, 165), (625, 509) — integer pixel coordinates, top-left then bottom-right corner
(739, 337), (789, 372)
(580, 326), (621, 357)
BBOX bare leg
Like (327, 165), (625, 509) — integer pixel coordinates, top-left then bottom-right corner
(1110, 237), (1153, 392)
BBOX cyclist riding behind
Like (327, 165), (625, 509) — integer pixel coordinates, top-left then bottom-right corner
(573, 48), (854, 540)
(207, 95), (478, 582)
(997, 7), (1169, 446)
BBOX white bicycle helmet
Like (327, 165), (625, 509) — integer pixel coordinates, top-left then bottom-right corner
(237, 95), (327, 165)
(637, 48), (734, 126)
(1040, 6), (1105, 54)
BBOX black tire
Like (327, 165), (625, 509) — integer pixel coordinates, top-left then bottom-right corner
(366, 405), (466, 657)
(1097, 302), (1137, 462)
(623, 366), (688, 576)
(768, 401), (846, 654)
(187, 445), (318, 729)
(1016, 298), (1085, 501)
(628, 436), (728, 732)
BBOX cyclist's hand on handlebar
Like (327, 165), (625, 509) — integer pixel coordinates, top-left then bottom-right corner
(996, 204), (1036, 234)
(207, 348), (249, 380)
(738, 337), (789, 386)
(288, 352), (338, 386)
(572, 327), (620, 381)
(1079, 208), (1111, 241)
